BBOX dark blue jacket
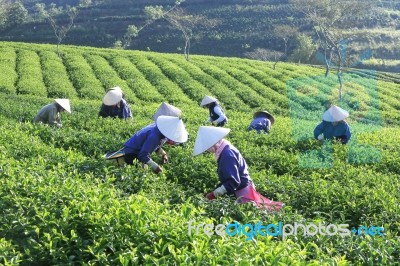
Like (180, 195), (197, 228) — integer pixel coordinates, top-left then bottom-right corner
(123, 124), (166, 163)
(248, 117), (271, 134)
(217, 144), (253, 194)
(314, 120), (351, 144)
(99, 99), (132, 119)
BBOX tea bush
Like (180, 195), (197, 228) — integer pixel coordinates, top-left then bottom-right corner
(0, 41), (399, 265)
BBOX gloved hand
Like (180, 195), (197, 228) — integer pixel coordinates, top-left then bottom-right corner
(161, 154), (168, 164)
(205, 192), (216, 201)
(154, 166), (162, 174)
(147, 159), (163, 174)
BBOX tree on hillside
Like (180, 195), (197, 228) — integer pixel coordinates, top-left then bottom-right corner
(274, 25), (298, 59)
(244, 48), (284, 70)
(289, 34), (317, 64)
(291, 0), (376, 100)
(0, 0), (27, 31)
(35, 0), (93, 57)
(120, 1), (184, 49)
(0, 0), (11, 28)
(164, 7), (217, 61)
(120, 0), (217, 61)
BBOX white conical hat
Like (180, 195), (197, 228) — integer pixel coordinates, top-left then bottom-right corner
(156, 116), (188, 143)
(193, 126), (230, 156)
(110, 86), (122, 92)
(103, 87), (123, 106)
(322, 105), (349, 122)
(54, 99), (71, 113)
(200, 95), (218, 106)
(152, 102), (182, 121)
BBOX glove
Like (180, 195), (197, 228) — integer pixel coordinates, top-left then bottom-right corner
(161, 154), (168, 164)
(146, 159), (163, 174)
(205, 192), (216, 201)
(213, 185), (227, 197)
(154, 166), (162, 174)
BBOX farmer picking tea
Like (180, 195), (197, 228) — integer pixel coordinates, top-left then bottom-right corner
(33, 99), (71, 128)
(106, 116), (188, 174)
(314, 105), (352, 144)
(99, 86), (132, 119)
(248, 110), (275, 134)
(200, 95), (228, 127)
(193, 126), (283, 211)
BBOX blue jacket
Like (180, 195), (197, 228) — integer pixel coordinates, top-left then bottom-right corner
(248, 117), (271, 134)
(217, 144), (253, 194)
(123, 124), (166, 163)
(99, 99), (132, 119)
(314, 120), (351, 144)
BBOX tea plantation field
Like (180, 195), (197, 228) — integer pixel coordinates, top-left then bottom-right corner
(0, 41), (399, 265)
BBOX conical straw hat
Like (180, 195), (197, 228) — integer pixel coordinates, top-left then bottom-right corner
(156, 116), (188, 143)
(200, 95), (218, 106)
(193, 126), (230, 156)
(152, 102), (182, 121)
(103, 87), (123, 106)
(253, 110), (275, 124)
(54, 99), (71, 113)
(322, 105), (349, 122)
(109, 86), (122, 92)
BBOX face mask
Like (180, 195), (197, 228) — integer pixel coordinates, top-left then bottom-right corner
(207, 145), (216, 153)
(166, 140), (176, 145)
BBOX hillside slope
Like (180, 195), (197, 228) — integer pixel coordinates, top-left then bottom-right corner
(0, 0), (399, 69)
(0, 41), (399, 264)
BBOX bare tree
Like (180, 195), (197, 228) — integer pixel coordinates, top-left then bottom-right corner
(164, 7), (216, 61)
(274, 25), (298, 58)
(121, 1), (184, 49)
(121, 1), (217, 61)
(35, 0), (93, 57)
(291, 0), (376, 100)
(244, 48), (284, 70)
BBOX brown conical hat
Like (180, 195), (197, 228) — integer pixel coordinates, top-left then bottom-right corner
(253, 110), (275, 124)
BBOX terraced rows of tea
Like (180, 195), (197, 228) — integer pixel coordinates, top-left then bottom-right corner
(0, 41), (399, 265)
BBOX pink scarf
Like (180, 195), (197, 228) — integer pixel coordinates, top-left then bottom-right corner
(235, 184), (284, 211)
(214, 139), (231, 160)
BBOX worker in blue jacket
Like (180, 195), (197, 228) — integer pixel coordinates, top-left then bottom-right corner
(99, 87), (132, 119)
(122, 116), (188, 173)
(200, 95), (228, 127)
(193, 126), (283, 211)
(248, 110), (275, 134)
(314, 105), (352, 144)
